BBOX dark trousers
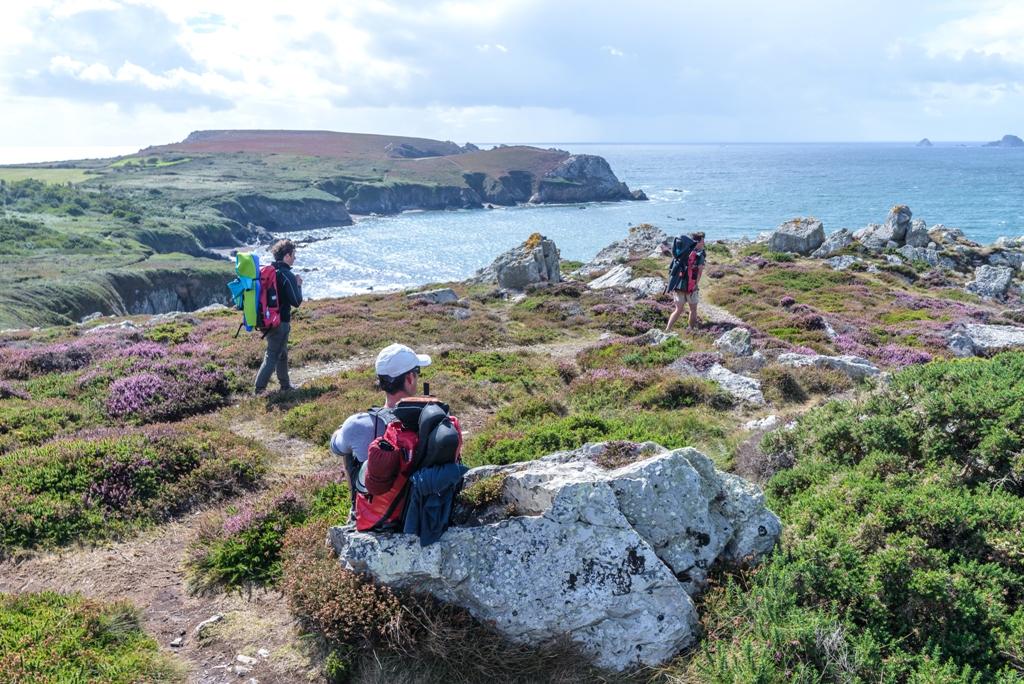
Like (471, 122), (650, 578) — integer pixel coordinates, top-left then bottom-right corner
(254, 322), (291, 392)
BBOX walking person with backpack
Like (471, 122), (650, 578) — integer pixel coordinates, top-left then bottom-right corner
(663, 231), (706, 331)
(253, 239), (303, 395)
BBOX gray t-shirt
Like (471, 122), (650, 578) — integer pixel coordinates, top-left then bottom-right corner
(329, 411), (390, 463)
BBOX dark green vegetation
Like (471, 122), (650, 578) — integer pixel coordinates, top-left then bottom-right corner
(0, 592), (180, 683)
(684, 353), (1024, 682)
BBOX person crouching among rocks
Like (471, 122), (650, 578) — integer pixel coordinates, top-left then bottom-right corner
(663, 231), (706, 331)
(330, 343), (466, 545)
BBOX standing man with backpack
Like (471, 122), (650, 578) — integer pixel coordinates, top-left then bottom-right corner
(254, 239), (303, 395)
(663, 231), (706, 331)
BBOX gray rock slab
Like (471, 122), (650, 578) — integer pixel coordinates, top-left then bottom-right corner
(768, 218), (825, 255)
(330, 445), (780, 671)
(776, 353), (880, 381)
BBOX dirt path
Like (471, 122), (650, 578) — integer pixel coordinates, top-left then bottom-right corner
(0, 418), (332, 684)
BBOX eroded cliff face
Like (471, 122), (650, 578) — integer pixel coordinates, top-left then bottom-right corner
(214, 194), (353, 231)
(106, 269), (231, 316)
(317, 179), (482, 214)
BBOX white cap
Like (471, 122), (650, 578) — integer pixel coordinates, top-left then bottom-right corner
(375, 343), (431, 378)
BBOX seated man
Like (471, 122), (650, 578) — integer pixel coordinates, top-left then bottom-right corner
(330, 343), (431, 508)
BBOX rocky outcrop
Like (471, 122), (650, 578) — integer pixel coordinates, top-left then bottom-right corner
(895, 245), (958, 270)
(529, 155), (641, 204)
(473, 234), (560, 290)
(776, 353), (880, 381)
(588, 265), (633, 289)
(315, 178), (481, 215)
(811, 228), (854, 258)
(983, 134), (1024, 148)
(407, 288), (458, 304)
(670, 358), (765, 404)
(577, 224), (670, 276)
(826, 255), (861, 270)
(714, 328), (753, 356)
(965, 265), (1014, 300)
(214, 192), (352, 231)
(948, 323), (1024, 357)
(627, 277), (666, 298)
(330, 443), (781, 671)
(768, 218), (825, 255)
(917, 138), (933, 147)
(462, 171), (534, 206)
(855, 205), (912, 251)
(904, 219), (931, 248)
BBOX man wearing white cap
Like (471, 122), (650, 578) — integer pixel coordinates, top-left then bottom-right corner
(330, 343), (432, 504)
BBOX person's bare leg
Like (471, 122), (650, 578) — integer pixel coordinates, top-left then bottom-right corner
(688, 299), (699, 327)
(665, 293), (684, 331)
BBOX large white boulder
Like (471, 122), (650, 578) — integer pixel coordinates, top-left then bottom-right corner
(768, 218), (825, 255)
(330, 444), (781, 672)
(473, 234), (561, 291)
(776, 352), (880, 381)
(811, 228), (854, 258)
(714, 327), (753, 356)
(948, 323), (1024, 357)
(966, 265), (1014, 300)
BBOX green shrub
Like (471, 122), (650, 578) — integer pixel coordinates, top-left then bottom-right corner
(143, 322), (193, 344)
(689, 353), (1024, 681)
(0, 592), (180, 683)
(0, 423), (265, 550)
(636, 375), (735, 410)
(0, 399), (91, 452)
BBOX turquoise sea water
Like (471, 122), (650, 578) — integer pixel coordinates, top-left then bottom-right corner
(271, 143), (1024, 299)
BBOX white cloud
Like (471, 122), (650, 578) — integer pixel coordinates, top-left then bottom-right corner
(602, 45), (625, 57)
(476, 43), (509, 53)
(925, 1), (1024, 60)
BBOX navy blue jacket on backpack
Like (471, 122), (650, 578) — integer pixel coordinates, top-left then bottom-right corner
(403, 463), (468, 546)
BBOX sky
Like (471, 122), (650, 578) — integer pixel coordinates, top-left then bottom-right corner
(1, 0), (1023, 160)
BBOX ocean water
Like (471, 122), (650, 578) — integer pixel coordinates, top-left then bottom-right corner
(263, 143), (1024, 299)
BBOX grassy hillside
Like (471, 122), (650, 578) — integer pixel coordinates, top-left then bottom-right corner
(1, 238), (1022, 681)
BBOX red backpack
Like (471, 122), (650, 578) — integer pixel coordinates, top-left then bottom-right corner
(355, 400), (462, 532)
(257, 264), (281, 332)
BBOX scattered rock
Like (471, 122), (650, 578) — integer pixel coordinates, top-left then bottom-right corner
(672, 359), (765, 404)
(452, 308), (472, 321)
(965, 265), (1014, 300)
(634, 329), (677, 346)
(170, 637), (184, 648)
(85, 320), (138, 334)
(948, 323), (1024, 357)
(775, 353), (880, 381)
(713, 328), (753, 356)
(994, 235), (1024, 250)
(987, 249), (1024, 271)
(767, 218), (825, 255)
(147, 311), (199, 325)
(811, 228), (853, 258)
(896, 245), (957, 270)
(856, 205), (913, 251)
(588, 264), (634, 289)
(627, 277), (666, 298)
(236, 654), (259, 666)
(79, 311), (103, 324)
(825, 255), (860, 270)
(194, 303), (231, 314)
(577, 224), (670, 276)
(407, 287), (459, 304)
(331, 444), (780, 671)
(257, 648), (270, 659)
(473, 234), (561, 291)
(904, 219), (931, 248)
(744, 415), (779, 431)
(193, 614), (223, 638)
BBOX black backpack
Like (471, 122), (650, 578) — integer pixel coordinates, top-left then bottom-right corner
(672, 234), (697, 261)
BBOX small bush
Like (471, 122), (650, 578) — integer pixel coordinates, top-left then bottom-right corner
(0, 592), (179, 683)
(0, 423), (265, 550)
(636, 375), (735, 410)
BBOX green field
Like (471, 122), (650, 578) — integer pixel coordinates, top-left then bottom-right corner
(0, 167), (93, 184)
